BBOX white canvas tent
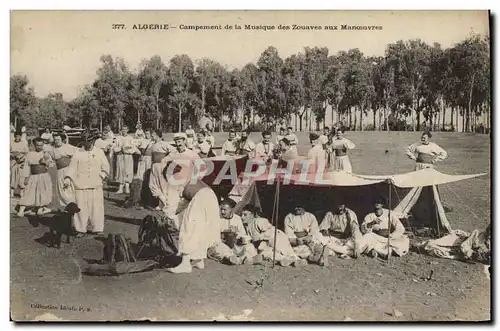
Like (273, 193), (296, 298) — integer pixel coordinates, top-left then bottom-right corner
(233, 168), (486, 233)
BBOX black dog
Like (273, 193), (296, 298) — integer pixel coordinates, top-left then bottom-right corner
(47, 202), (81, 248)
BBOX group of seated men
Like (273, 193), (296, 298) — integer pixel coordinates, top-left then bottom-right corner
(205, 195), (410, 269)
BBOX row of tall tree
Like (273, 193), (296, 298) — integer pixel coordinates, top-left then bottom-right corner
(10, 34), (490, 133)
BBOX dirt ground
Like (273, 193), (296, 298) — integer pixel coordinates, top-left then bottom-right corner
(10, 131), (491, 322)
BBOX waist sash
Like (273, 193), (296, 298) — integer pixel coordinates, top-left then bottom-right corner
(30, 164), (48, 175)
(416, 153), (434, 164)
(55, 156), (71, 170)
(374, 229), (390, 238)
(334, 147), (347, 157)
(143, 145), (153, 156)
(152, 152), (167, 164)
(329, 230), (348, 239)
(294, 231), (308, 238)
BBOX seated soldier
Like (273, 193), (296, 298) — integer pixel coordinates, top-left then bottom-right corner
(241, 205), (308, 267)
(361, 198), (410, 259)
(284, 205), (330, 266)
(320, 202), (365, 258)
(207, 198), (258, 265)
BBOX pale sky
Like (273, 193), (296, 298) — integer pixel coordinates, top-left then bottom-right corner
(11, 10), (489, 100)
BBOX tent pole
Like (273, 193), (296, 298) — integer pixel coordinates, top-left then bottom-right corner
(272, 176), (281, 268)
(387, 180), (392, 264)
(435, 185), (441, 238)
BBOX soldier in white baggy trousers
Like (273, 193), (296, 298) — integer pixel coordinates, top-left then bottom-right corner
(64, 132), (110, 236)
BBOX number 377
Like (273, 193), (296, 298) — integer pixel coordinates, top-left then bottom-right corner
(112, 24), (125, 29)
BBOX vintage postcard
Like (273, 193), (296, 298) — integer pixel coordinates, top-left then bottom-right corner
(10, 10), (491, 322)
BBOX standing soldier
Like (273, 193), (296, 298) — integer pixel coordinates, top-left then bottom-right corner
(307, 133), (327, 173)
(286, 126), (299, 153)
(405, 131), (447, 170)
(16, 137), (54, 217)
(221, 130), (239, 157)
(276, 127), (287, 145)
(48, 133), (79, 211)
(193, 130), (212, 158)
(255, 131), (275, 162)
(149, 129), (176, 211)
(329, 129), (356, 173)
(115, 125), (136, 194)
(64, 131), (110, 237)
(318, 127), (330, 150)
(238, 129), (256, 157)
(10, 131), (29, 198)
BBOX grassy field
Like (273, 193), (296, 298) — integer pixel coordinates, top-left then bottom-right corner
(10, 131), (491, 321)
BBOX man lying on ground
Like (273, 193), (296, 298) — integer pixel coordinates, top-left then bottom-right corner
(284, 205), (330, 266)
(207, 198), (258, 265)
(241, 205), (308, 267)
(416, 223), (490, 264)
(320, 202), (365, 259)
(361, 198), (410, 259)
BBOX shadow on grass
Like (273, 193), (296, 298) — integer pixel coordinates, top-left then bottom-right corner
(105, 214), (141, 226)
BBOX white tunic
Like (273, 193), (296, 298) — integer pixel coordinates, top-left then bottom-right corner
(219, 214), (246, 237)
(160, 148), (203, 216)
(284, 212), (323, 241)
(239, 139), (256, 156)
(405, 142), (447, 169)
(193, 140), (211, 156)
(115, 135), (137, 154)
(320, 209), (361, 237)
(221, 140), (238, 156)
(255, 141), (275, 159)
(307, 144), (326, 172)
(318, 134), (329, 147)
(65, 147), (110, 190)
(361, 209), (409, 257)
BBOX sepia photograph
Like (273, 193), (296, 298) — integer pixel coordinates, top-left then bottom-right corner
(9, 10), (491, 322)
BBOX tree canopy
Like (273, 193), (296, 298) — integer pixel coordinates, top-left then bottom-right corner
(10, 34), (490, 133)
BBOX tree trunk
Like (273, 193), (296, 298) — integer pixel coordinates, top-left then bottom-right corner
(441, 99), (446, 131)
(295, 112), (298, 131)
(201, 85), (206, 114)
(156, 92), (160, 129)
(487, 104), (490, 131)
(378, 108), (383, 131)
(220, 108), (224, 132)
(353, 107), (358, 132)
(411, 97), (416, 131)
(416, 109), (421, 131)
(384, 103), (389, 132)
(331, 105), (334, 127)
(450, 107), (454, 131)
(240, 103), (245, 129)
(462, 109), (465, 133)
(348, 108), (352, 129)
(373, 108), (376, 131)
(178, 105), (182, 132)
(299, 114), (303, 131)
(308, 108), (312, 131)
(250, 107), (254, 129)
(100, 114), (103, 132)
(360, 106), (364, 131)
(467, 72), (476, 133)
